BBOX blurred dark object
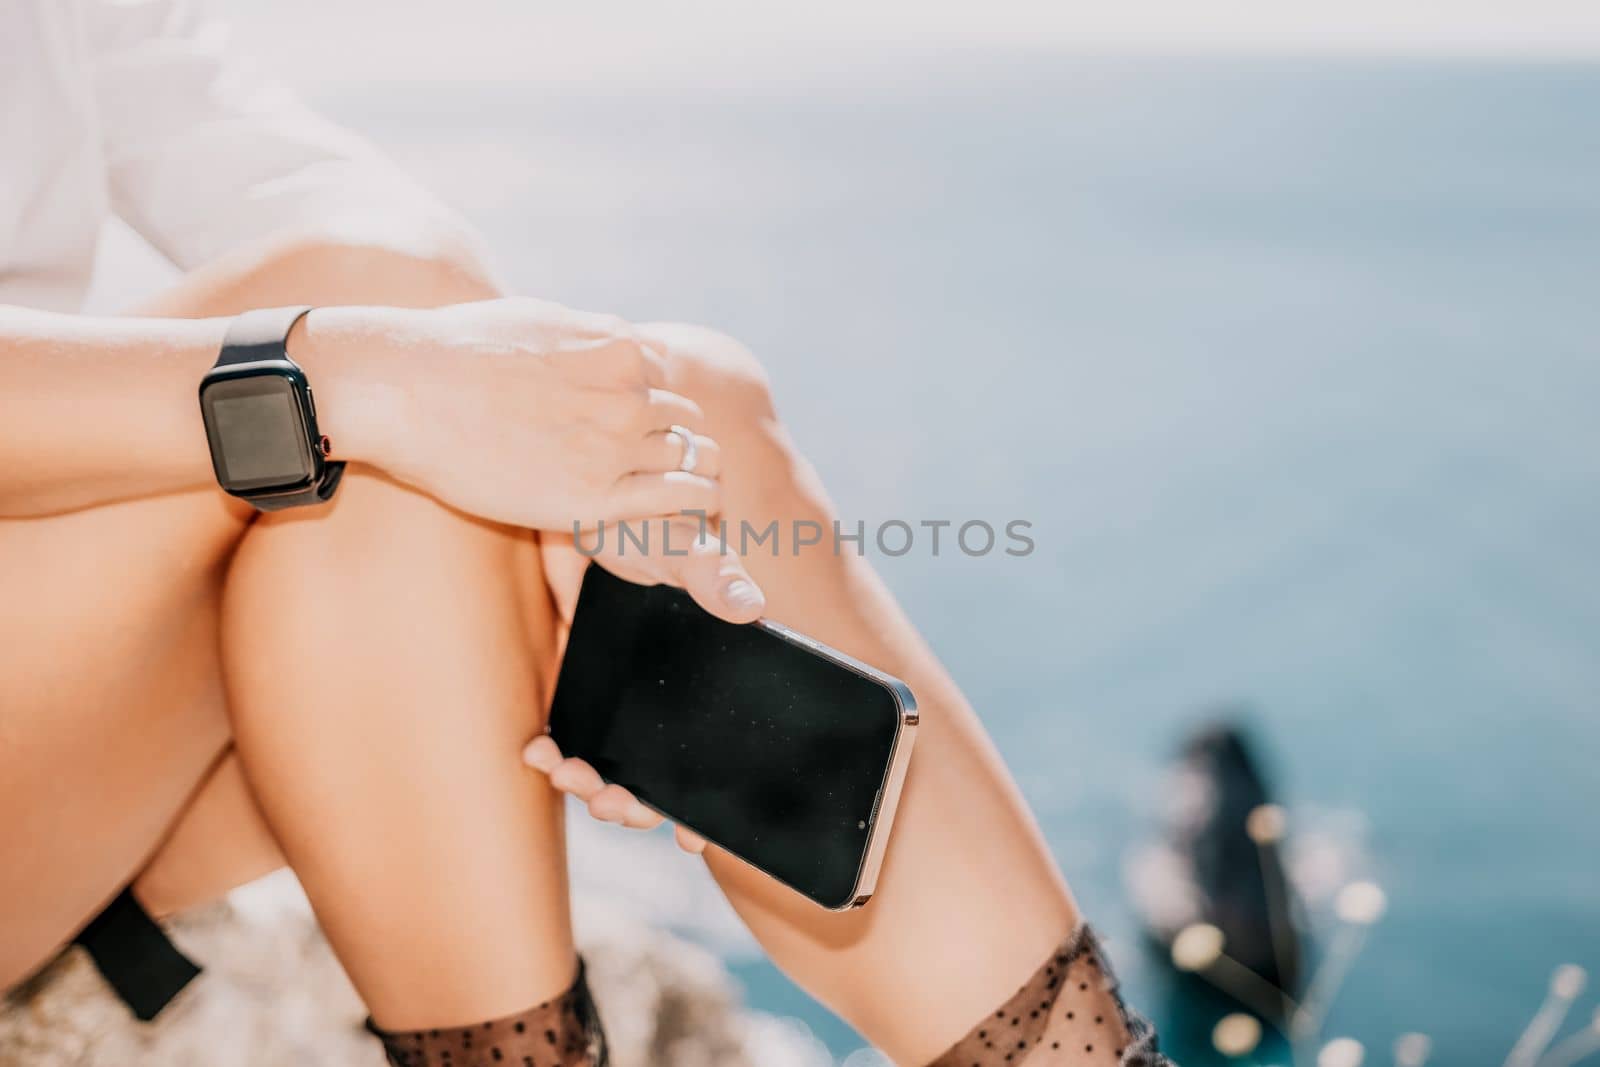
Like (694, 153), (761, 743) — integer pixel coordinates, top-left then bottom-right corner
(1127, 719), (1304, 1011)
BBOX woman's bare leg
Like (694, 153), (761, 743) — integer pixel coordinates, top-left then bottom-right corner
(131, 751), (285, 919)
(0, 227), (503, 992)
(0, 489), (250, 989)
(219, 469), (575, 1030)
(542, 325), (1082, 1065)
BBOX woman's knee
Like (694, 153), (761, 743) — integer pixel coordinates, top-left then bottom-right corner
(642, 323), (836, 516)
(229, 464), (518, 580)
(221, 466), (557, 726)
(139, 224), (498, 317)
(645, 323), (778, 432)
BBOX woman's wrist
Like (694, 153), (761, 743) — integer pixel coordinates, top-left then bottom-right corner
(287, 305), (422, 476)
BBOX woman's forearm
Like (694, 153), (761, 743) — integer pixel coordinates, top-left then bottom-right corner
(1, 227), (502, 517)
(0, 307), (237, 515)
(0, 305), (412, 516)
(0, 294), (725, 531)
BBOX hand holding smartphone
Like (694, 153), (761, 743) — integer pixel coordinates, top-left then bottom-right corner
(546, 565), (917, 909)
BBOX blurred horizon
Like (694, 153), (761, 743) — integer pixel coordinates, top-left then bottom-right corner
(215, 0), (1600, 95)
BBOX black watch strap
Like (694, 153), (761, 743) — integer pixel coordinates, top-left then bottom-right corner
(248, 460), (347, 510)
(214, 307), (346, 510)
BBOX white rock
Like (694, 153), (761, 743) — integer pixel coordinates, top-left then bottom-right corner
(0, 869), (832, 1067)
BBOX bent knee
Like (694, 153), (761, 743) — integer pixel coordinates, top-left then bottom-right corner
(234, 465), (514, 567)
(640, 324), (841, 522)
(226, 465), (540, 596)
(258, 228), (495, 307)
(642, 323), (778, 431)
(222, 467), (555, 690)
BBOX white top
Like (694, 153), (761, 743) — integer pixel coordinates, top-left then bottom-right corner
(0, 0), (459, 311)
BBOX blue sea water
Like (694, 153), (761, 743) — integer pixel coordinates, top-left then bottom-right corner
(325, 54), (1600, 1064)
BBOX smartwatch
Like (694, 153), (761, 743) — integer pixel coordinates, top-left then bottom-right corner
(198, 306), (345, 511)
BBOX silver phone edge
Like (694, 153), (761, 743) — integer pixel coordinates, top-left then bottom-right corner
(840, 677), (919, 910)
(749, 618), (921, 910)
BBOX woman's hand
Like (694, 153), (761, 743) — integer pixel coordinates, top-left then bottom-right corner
(303, 298), (723, 533)
(308, 296), (770, 822)
(522, 734), (711, 855)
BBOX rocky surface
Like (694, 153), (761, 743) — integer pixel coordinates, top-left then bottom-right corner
(0, 869), (834, 1067)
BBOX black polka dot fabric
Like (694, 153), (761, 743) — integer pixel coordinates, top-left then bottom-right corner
(927, 926), (1171, 1067)
(366, 959), (608, 1067)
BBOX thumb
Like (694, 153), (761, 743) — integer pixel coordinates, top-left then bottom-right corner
(666, 525), (766, 624)
(595, 521), (765, 624)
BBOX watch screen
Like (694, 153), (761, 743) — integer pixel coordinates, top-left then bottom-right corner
(201, 373), (314, 491)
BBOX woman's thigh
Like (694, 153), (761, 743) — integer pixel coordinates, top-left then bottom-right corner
(0, 489), (251, 988)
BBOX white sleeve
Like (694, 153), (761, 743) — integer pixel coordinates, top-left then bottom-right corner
(82, 0), (474, 270)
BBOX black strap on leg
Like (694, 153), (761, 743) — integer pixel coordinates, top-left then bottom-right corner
(71, 887), (202, 1021)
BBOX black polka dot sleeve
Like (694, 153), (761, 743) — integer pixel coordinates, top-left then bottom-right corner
(365, 959), (608, 1067)
(927, 926), (1171, 1067)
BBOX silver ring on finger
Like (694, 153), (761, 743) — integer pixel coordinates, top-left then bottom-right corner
(668, 424), (699, 474)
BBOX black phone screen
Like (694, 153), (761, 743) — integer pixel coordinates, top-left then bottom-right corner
(547, 566), (906, 908)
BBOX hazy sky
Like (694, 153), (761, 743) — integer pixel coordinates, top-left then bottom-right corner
(221, 0), (1600, 91)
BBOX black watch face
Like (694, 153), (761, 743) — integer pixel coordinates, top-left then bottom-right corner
(200, 371), (316, 493)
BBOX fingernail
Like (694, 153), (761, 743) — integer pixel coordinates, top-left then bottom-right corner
(523, 739), (558, 771)
(723, 578), (765, 613)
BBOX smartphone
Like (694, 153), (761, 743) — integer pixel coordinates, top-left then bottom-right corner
(546, 565), (918, 910)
